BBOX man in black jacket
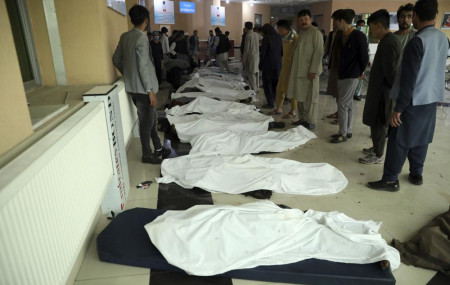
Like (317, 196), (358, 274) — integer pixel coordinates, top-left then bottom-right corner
(214, 27), (231, 73)
(330, 9), (369, 143)
(360, 10), (401, 164)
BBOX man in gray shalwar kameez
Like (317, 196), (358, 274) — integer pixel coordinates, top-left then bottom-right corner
(287, 9), (324, 131)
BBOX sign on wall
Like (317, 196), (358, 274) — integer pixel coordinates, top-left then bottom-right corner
(441, 13), (450, 29)
(211, 5), (225, 26)
(106, 0), (126, 16)
(155, 0), (175, 25)
(180, 1), (195, 14)
(389, 12), (399, 31)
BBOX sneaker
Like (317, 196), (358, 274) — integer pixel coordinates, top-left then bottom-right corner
(142, 155), (162, 164)
(359, 154), (383, 164)
(363, 147), (375, 155)
(367, 180), (400, 192)
(155, 147), (171, 157)
(408, 174), (423, 185)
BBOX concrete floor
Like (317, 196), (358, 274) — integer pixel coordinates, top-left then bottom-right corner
(74, 80), (450, 285)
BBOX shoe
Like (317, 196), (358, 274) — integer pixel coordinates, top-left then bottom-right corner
(326, 112), (338, 119)
(268, 121), (286, 129)
(353, 95), (361, 101)
(261, 104), (275, 109)
(142, 155), (162, 164)
(155, 147), (171, 157)
(282, 112), (296, 119)
(292, 119), (306, 126)
(367, 180), (400, 192)
(408, 174), (423, 185)
(363, 147), (375, 155)
(331, 133), (352, 139)
(331, 119), (339, 125)
(299, 121), (315, 130)
(330, 135), (347, 143)
(268, 110), (282, 115)
(359, 154), (383, 164)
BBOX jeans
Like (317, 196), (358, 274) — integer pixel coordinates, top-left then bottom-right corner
(130, 93), (162, 158)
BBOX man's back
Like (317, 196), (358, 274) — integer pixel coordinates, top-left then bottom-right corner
(113, 28), (158, 94)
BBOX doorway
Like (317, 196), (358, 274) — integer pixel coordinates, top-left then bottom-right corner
(5, 0), (41, 91)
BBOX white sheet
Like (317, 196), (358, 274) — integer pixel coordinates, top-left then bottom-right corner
(156, 153), (348, 195)
(189, 126), (317, 155)
(145, 201), (400, 276)
(173, 78), (256, 102)
(165, 96), (258, 117)
(197, 67), (245, 82)
(167, 113), (273, 142)
(183, 77), (247, 91)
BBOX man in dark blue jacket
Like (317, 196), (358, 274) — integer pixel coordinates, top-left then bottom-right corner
(368, 0), (448, 191)
(330, 9), (369, 143)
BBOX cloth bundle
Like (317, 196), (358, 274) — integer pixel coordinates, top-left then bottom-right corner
(156, 153), (348, 195)
(145, 201), (401, 276)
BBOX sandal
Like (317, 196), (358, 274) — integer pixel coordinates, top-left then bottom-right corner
(326, 112), (338, 119)
(282, 112), (296, 119)
(330, 135), (347, 143)
(331, 119), (339, 125)
(268, 110), (282, 115)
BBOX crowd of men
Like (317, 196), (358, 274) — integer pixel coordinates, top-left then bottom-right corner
(113, 0), (448, 191)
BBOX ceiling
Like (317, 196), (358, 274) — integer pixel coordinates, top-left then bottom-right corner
(224, 0), (322, 6)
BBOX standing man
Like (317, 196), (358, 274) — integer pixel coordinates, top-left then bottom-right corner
(189, 30), (200, 66)
(324, 9), (343, 121)
(272, 19), (298, 118)
(214, 27), (232, 73)
(330, 9), (369, 143)
(353, 19), (369, 101)
(287, 9), (324, 130)
(160, 27), (170, 62)
(206, 30), (215, 65)
(243, 22), (260, 93)
(368, 0), (448, 191)
(394, 3), (416, 51)
(240, 28), (246, 61)
(113, 5), (170, 164)
(359, 10), (402, 164)
(149, 31), (164, 84)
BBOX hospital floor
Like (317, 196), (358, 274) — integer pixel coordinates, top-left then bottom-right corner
(74, 83), (450, 285)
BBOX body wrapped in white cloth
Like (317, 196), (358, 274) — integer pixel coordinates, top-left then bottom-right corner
(145, 201), (400, 276)
(156, 153), (348, 195)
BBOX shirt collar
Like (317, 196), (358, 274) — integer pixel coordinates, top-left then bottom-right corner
(133, 27), (146, 35)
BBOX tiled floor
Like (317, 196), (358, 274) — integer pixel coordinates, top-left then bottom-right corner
(74, 82), (450, 285)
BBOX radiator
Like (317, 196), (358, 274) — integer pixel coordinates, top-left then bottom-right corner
(0, 102), (113, 285)
(115, 79), (138, 146)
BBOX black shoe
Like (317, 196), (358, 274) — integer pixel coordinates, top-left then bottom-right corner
(292, 119), (306, 126)
(300, 121), (316, 131)
(155, 147), (171, 157)
(142, 155), (162, 164)
(367, 180), (400, 192)
(330, 135), (347, 143)
(353, 95), (361, 101)
(331, 133), (352, 139)
(408, 174), (423, 185)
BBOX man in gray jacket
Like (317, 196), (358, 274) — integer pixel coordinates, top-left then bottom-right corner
(368, 0), (448, 191)
(113, 5), (170, 164)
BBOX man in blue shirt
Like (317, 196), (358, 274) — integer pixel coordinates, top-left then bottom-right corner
(368, 0), (448, 191)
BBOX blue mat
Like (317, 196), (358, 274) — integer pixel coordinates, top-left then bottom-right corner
(98, 208), (396, 285)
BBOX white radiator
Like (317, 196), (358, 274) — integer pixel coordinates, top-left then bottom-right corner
(0, 102), (113, 285)
(115, 79), (138, 146)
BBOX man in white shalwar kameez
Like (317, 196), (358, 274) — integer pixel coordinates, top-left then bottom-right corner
(243, 21), (260, 93)
(287, 9), (324, 130)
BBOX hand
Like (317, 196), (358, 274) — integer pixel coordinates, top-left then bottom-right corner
(149, 90), (157, 107)
(359, 74), (366, 80)
(390, 112), (402, 127)
(308, 73), (316, 80)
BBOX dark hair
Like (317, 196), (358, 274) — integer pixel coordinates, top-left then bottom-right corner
(276, 19), (290, 30)
(332, 9), (343, 19)
(297, 9), (311, 18)
(262, 23), (276, 36)
(311, 21), (318, 27)
(367, 9), (390, 29)
(161, 27), (168, 33)
(214, 27), (221, 34)
(209, 30), (213, 33)
(129, 5), (149, 26)
(245, 21), (253, 30)
(335, 9), (355, 24)
(356, 19), (365, 25)
(397, 3), (414, 19)
(414, 0), (438, 21)
(225, 31), (230, 36)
